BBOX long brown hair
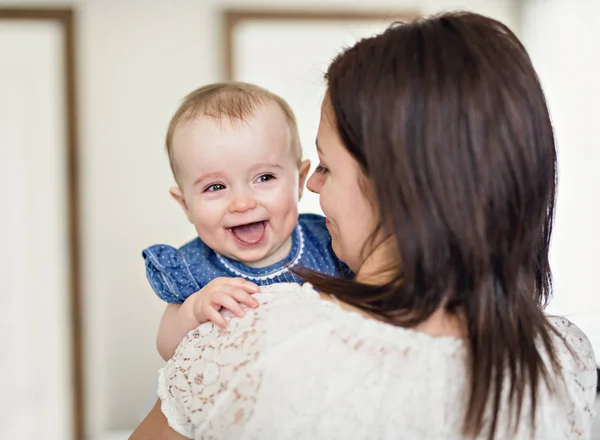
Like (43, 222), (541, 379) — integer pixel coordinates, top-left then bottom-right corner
(300, 11), (562, 439)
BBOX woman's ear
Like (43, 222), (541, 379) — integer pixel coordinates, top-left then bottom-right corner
(169, 187), (193, 223)
(298, 159), (311, 200)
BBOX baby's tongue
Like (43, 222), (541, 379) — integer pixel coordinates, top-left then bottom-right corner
(231, 221), (266, 245)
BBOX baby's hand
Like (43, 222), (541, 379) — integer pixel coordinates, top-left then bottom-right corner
(187, 277), (260, 328)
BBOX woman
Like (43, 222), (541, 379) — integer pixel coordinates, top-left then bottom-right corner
(131, 11), (597, 440)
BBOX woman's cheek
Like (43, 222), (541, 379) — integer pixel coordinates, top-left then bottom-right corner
(319, 189), (333, 216)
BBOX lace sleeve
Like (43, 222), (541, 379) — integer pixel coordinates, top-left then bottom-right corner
(548, 316), (598, 437)
(157, 302), (267, 439)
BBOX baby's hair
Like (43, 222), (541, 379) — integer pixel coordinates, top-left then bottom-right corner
(166, 81), (302, 183)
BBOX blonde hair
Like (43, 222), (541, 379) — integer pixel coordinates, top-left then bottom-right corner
(166, 81), (302, 182)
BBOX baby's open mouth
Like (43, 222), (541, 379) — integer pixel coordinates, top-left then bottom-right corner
(229, 221), (267, 245)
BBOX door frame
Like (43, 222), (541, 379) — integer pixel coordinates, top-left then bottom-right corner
(0, 8), (83, 440)
(222, 8), (419, 80)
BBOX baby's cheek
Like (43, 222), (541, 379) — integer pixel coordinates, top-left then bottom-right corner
(191, 203), (222, 226)
(275, 186), (299, 211)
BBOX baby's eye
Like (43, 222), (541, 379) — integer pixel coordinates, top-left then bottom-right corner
(204, 183), (226, 192)
(315, 164), (329, 174)
(256, 174), (275, 183)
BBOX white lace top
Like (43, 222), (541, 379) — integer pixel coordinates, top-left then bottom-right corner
(157, 283), (597, 439)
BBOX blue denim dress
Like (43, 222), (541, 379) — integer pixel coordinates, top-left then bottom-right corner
(142, 214), (351, 304)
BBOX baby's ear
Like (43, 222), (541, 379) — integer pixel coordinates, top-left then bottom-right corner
(298, 159), (311, 200)
(169, 187), (193, 223)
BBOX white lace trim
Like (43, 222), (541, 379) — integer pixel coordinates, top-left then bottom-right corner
(215, 224), (305, 281)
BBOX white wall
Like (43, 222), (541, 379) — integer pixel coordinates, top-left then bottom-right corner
(520, 0), (600, 364)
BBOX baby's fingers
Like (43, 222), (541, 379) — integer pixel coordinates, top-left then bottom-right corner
(215, 295), (246, 318)
(205, 306), (228, 329)
(229, 278), (261, 294)
(231, 289), (259, 309)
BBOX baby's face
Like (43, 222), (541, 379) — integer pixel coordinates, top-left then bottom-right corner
(171, 102), (308, 267)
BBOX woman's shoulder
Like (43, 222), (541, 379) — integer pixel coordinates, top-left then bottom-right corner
(167, 283), (323, 362)
(545, 315), (597, 431)
(157, 282), (467, 438)
(546, 315), (596, 374)
(547, 315), (594, 346)
(156, 282), (329, 437)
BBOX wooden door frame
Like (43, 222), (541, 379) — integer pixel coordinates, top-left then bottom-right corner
(222, 8), (419, 80)
(0, 8), (83, 440)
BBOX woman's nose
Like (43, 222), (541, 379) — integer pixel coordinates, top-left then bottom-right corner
(306, 172), (322, 194)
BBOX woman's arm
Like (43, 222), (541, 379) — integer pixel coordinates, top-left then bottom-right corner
(129, 399), (189, 440)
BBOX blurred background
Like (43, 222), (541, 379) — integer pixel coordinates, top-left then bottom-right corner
(0, 0), (598, 439)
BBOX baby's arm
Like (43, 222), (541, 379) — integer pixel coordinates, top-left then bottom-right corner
(156, 277), (260, 361)
(157, 302), (199, 361)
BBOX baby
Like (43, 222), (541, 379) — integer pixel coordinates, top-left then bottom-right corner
(143, 82), (349, 360)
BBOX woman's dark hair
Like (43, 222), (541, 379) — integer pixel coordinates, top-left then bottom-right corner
(300, 11), (563, 439)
